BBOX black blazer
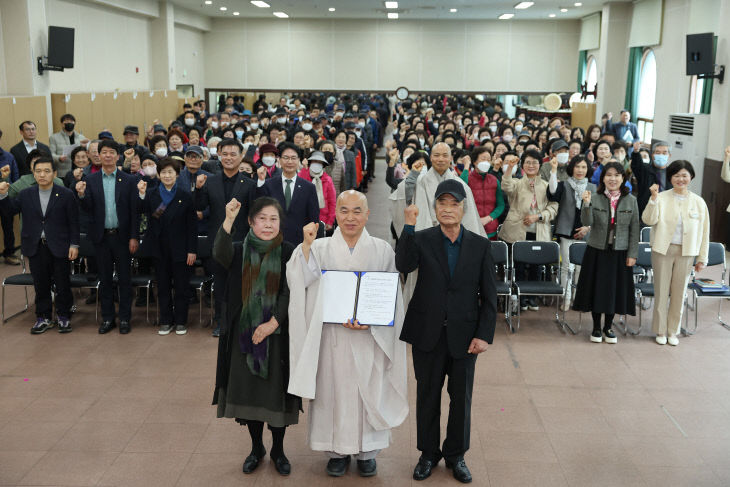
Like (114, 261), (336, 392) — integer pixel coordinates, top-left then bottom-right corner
(76, 169), (139, 244)
(257, 175), (319, 245)
(396, 225), (497, 358)
(1, 184), (79, 258)
(195, 171), (255, 253)
(631, 151), (673, 214)
(10, 141), (52, 176)
(138, 187), (197, 262)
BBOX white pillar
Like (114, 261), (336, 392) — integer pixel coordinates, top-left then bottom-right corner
(150, 0), (176, 90)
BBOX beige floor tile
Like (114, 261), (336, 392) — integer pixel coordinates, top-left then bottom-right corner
(521, 362), (585, 387)
(528, 386), (598, 409)
(473, 404), (545, 433)
(0, 451), (46, 485)
(548, 433), (632, 465)
(102, 375), (174, 399)
(616, 435), (705, 467)
(668, 411), (730, 439)
(175, 453), (258, 487)
(18, 450), (118, 486)
(537, 406), (612, 434)
(195, 421), (252, 454)
(79, 396), (160, 423)
(480, 431), (558, 464)
(685, 437), (730, 466)
(601, 407), (684, 437)
(590, 388), (661, 410)
(21, 396), (96, 423)
(52, 421), (140, 452)
(487, 461), (568, 487)
(648, 389), (727, 413)
(637, 465), (721, 487)
(144, 398), (214, 425)
(98, 452), (190, 487)
(560, 462), (647, 487)
(0, 421), (73, 451)
(0, 395), (36, 420)
(124, 422), (208, 453)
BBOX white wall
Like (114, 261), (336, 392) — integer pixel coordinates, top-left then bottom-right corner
(174, 24), (205, 96)
(203, 18), (580, 93)
(45, 0), (154, 92)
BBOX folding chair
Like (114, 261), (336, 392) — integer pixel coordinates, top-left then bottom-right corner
(633, 242), (654, 334)
(1, 252), (31, 323)
(510, 240), (564, 333)
(562, 241), (587, 334)
(489, 240), (512, 328)
(317, 220), (326, 239)
(640, 226), (651, 243)
(128, 239), (155, 325)
(69, 234), (100, 322)
(190, 235), (214, 327)
(685, 242), (730, 334)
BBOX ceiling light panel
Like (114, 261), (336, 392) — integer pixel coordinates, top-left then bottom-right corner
(273, 11), (289, 17)
(387, 12), (399, 19)
(515, 2), (534, 8)
(250, 1), (270, 7)
(385, 1), (398, 8)
(499, 13), (514, 19)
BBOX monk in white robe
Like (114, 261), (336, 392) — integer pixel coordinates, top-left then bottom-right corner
(287, 190), (408, 478)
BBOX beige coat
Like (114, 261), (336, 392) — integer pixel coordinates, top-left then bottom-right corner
(642, 190), (710, 264)
(721, 154), (730, 212)
(498, 174), (558, 243)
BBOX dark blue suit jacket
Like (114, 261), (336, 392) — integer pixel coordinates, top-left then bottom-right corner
(178, 167), (211, 235)
(1, 184), (79, 258)
(257, 175), (319, 245)
(138, 186), (197, 262)
(76, 169), (139, 244)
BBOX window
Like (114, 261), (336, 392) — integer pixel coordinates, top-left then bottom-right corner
(688, 76), (705, 114)
(636, 49), (656, 143)
(585, 56), (597, 102)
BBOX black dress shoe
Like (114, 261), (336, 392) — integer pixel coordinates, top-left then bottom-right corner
(413, 455), (441, 481)
(242, 448), (266, 474)
(445, 457), (472, 484)
(119, 321), (131, 334)
(98, 321), (116, 334)
(357, 459), (377, 477)
(272, 454), (291, 476)
(325, 455), (350, 477)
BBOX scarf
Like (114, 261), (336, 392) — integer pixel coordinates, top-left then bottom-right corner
(335, 144), (346, 170)
(604, 189), (621, 224)
(153, 183), (177, 219)
(528, 177), (538, 210)
(567, 177), (588, 210)
(310, 168), (325, 208)
(238, 229), (283, 378)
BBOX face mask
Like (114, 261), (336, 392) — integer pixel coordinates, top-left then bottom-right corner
(477, 161), (491, 173)
(489, 125), (498, 133)
(209, 147), (217, 156)
(143, 165), (157, 177)
(242, 142), (251, 152)
(211, 121), (219, 129)
(502, 164), (518, 175)
(64, 122), (75, 132)
(357, 122), (365, 128)
(642, 157), (650, 164)
(480, 135), (491, 143)
(419, 138), (425, 147)
(556, 152), (569, 164)
(250, 123), (259, 130)
(155, 148), (167, 158)
(184, 118), (195, 127)
(220, 121), (229, 128)
(519, 116), (526, 122)
(235, 130), (244, 139)
(515, 124), (523, 133)
(302, 123), (312, 131)
(503, 134), (513, 143)
(262, 156), (276, 167)
(355, 130), (362, 136)
(277, 117), (287, 124)
(309, 162), (324, 174)
(554, 123), (562, 130)
(653, 154), (669, 168)
(433, 122), (439, 129)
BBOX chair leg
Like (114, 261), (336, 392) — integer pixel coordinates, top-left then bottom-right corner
(513, 293), (520, 333)
(2, 283), (31, 323)
(145, 285), (151, 325)
(718, 299), (729, 330)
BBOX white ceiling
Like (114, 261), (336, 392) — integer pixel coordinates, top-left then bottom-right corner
(171, 0), (622, 20)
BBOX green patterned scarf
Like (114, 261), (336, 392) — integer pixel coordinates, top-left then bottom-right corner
(238, 229), (283, 378)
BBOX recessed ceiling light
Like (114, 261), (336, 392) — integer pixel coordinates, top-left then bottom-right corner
(273, 11), (288, 18)
(549, 13), (556, 17)
(387, 12), (399, 19)
(514, 2), (534, 8)
(233, 11), (239, 15)
(450, 8), (457, 13)
(329, 7), (335, 12)
(574, 2), (583, 6)
(219, 6), (227, 11)
(498, 13), (514, 19)
(250, 1), (270, 8)
(204, 0), (212, 4)
(385, 1), (398, 8)
(560, 8), (568, 12)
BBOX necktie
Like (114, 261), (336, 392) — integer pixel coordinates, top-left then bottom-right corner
(284, 179), (292, 209)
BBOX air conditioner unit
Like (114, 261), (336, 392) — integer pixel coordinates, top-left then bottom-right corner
(667, 113), (710, 193)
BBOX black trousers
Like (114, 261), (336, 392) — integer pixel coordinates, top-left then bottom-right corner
(156, 256), (191, 326)
(412, 328), (476, 462)
(513, 232), (539, 286)
(0, 205), (15, 256)
(95, 233), (132, 322)
(28, 241), (72, 319)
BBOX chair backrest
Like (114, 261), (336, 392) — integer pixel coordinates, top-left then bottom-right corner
(317, 220), (326, 239)
(707, 242), (726, 268)
(490, 240), (508, 266)
(568, 241), (587, 266)
(640, 226), (651, 243)
(637, 242), (653, 268)
(197, 235), (211, 259)
(511, 240), (560, 267)
(78, 233), (96, 259)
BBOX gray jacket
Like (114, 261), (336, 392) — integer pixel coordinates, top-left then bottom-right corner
(581, 192), (640, 259)
(550, 180), (596, 237)
(49, 130), (86, 176)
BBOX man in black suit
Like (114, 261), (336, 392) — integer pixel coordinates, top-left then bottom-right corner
(255, 142), (319, 245)
(195, 138), (255, 337)
(10, 121), (52, 176)
(74, 139), (139, 334)
(0, 156), (79, 334)
(395, 179), (497, 484)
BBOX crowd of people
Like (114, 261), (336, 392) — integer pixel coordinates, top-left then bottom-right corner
(0, 91), (724, 482)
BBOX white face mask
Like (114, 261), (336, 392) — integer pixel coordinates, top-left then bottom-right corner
(357, 122), (365, 128)
(209, 147), (217, 156)
(250, 123), (259, 130)
(262, 156), (276, 167)
(143, 165), (157, 177)
(211, 121), (219, 129)
(489, 125), (498, 133)
(302, 123), (312, 131)
(220, 121), (229, 128)
(277, 117), (287, 124)
(419, 138), (425, 147)
(642, 157), (650, 164)
(184, 118), (195, 127)
(242, 142), (251, 152)
(556, 152), (569, 164)
(433, 122), (439, 129)
(503, 134), (513, 143)
(155, 148), (167, 158)
(309, 162), (323, 174)
(515, 124), (523, 132)
(477, 161), (491, 173)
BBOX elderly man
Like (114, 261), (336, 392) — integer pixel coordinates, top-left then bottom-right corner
(631, 140), (673, 214)
(287, 190), (408, 478)
(607, 110), (640, 147)
(49, 113), (88, 177)
(396, 180), (496, 484)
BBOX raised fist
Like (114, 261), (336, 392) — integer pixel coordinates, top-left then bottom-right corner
(582, 190), (591, 205)
(75, 181), (87, 197)
(196, 173), (207, 189)
(0, 165), (10, 179)
(124, 148), (135, 160)
(550, 157), (558, 171)
(404, 204), (419, 226)
(73, 167), (84, 181)
(302, 222), (318, 247)
(633, 141), (642, 153)
(649, 183), (659, 200)
(257, 166), (267, 181)
(0, 182), (9, 195)
(725, 146), (730, 160)
(225, 198), (241, 220)
(137, 180), (147, 195)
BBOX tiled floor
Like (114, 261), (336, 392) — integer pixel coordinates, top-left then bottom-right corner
(1, 159), (729, 486)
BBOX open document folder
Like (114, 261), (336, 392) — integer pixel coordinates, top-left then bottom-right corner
(320, 270), (399, 326)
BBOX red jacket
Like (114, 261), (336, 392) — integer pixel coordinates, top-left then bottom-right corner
(297, 168), (336, 225)
(467, 171), (500, 236)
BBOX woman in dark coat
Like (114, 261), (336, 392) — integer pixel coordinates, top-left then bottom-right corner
(212, 196), (300, 477)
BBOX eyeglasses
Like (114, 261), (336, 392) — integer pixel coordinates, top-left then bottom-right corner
(280, 156), (299, 162)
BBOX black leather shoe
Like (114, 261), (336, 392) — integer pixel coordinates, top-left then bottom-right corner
(445, 457), (472, 484)
(413, 455), (441, 481)
(325, 455), (350, 477)
(357, 459), (377, 477)
(273, 454), (291, 476)
(119, 321), (131, 334)
(98, 320), (115, 334)
(242, 448), (266, 474)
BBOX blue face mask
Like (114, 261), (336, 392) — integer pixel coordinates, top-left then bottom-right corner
(653, 154), (669, 168)
(235, 130), (244, 139)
